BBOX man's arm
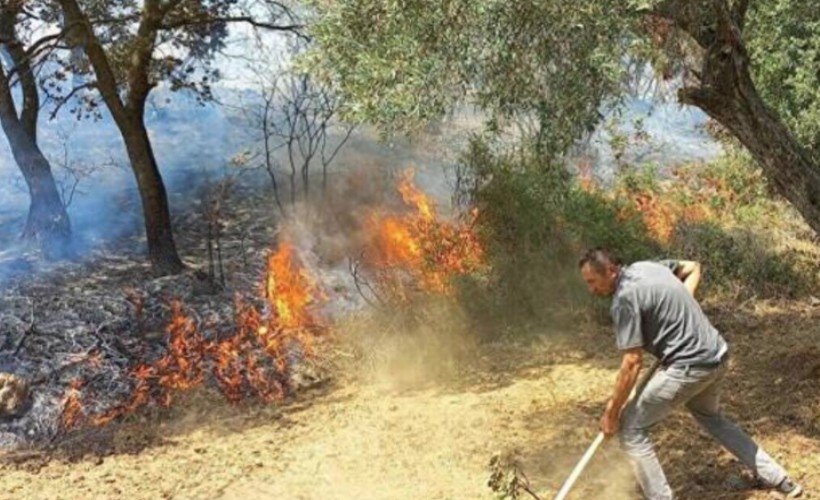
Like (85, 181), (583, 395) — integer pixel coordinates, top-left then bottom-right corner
(674, 260), (702, 297)
(601, 347), (643, 437)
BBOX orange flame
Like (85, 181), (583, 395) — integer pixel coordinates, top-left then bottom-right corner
(366, 169), (484, 298)
(82, 241), (324, 428)
(628, 192), (679, 243)
(156, 301), (207, 392)
(576, 162), (735, 244)
(64, 171), (486, 430)
(60, 379), (86, 429)
(397, 170), (435, 221)
(265, 243), (321, 330)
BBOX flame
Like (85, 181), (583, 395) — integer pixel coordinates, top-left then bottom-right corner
(628, 192), (679, 243)
(63, 170), (486, 430)
(576, 162), (743, 244)
(60, 379), (86, 429)
(265, 243), (320, 330)
(577, 157), (597, 192)
(365, 169), (484, 298)
(397, 170), (435, 221)
(157, 301), (207, 391)
(82, 241), (324, 428)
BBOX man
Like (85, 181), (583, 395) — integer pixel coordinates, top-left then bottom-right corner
(578, 248), (803, 499)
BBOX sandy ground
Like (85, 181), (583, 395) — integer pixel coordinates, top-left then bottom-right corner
(0, 299), (817, 500)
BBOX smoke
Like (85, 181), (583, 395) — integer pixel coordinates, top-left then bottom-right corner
(0, 67), (721, 291)
(575, 97), (722, 184)
(260, 157), (480, 389)
(0, 87), (250, 286)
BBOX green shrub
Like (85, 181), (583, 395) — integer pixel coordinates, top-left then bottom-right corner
(454, 137), (818, 336)
(670, 221), (812, 298)
(456, 139), (660, 334)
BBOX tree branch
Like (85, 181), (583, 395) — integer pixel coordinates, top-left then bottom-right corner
(25, 30), (69, 60)
(159, 16), (303, 34)
(48, 81), (98, 120)
(58, 0), (130, 124)
(712, 0), (735, 39)
(0, 10), (40, 137)
(0, 63), (22, 130)
(677, 86), (720, 108)
(126, 0), (161, 111)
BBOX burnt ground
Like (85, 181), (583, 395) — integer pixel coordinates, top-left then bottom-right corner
(0, 169), (816, 499)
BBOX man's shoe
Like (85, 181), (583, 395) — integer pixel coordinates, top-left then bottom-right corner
(776, 478), (804, 498)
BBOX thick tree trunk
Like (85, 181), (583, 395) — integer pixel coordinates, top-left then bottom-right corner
(119, 114), (184, 274)
(58, 0), (184, 275)
(668, 1), (820, 235)
(16, 139), (72, 257)
(681, 82), (820, 235)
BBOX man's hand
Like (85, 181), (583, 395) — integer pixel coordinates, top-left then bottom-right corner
(674, 260), (702, 297)
(600, 401), (620, 437)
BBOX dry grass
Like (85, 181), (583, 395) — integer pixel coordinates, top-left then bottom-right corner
(0, 296), (815, 500)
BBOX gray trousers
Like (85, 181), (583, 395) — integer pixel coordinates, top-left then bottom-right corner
(619, 362), (788, 499)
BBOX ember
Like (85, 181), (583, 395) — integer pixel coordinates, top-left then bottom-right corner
(60, 379), (86, 429)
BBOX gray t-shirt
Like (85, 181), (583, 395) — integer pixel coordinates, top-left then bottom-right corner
(610, 260), (727, 366)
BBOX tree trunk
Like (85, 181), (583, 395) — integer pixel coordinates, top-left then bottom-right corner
(0, 8), (72, 259)
(289, 143), (297, 206)
(58, 0), (184, 275)
(2, 121), (72, 258)
(0, 75), (72, 259)
(120, 114), (184, 274)
(657, 0), (820, 236)
(678, 31), (820, 236)
(302, 161), (310, 201)
(18, 142), (72, 258)
(264, 149), (286, 215)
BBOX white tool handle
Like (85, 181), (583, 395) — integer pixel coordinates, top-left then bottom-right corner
(553, 359), (661, 500)
(553, 431), (605, 500)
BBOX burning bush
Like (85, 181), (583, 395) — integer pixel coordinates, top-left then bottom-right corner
(362, 169), (485, 301)
(57, 170), (488, 432)
(62, 241), (327, 430)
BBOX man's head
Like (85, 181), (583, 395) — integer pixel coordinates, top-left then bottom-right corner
(578, 247), (622, 297)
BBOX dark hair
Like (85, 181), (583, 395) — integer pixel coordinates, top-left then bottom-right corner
(578, 247), (622, 273)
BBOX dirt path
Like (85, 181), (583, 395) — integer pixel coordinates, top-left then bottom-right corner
(0, 312), (817, 500)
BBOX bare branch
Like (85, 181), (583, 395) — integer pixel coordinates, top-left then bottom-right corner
(349, 257), (386, 308)
(323, 124), (355, 168)
(58, 0), (130, 122)
(48, 81), (97, 120)
(160, 16), (303, 34)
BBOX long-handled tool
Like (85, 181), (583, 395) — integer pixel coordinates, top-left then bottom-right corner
(553, 358), (661, 500)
